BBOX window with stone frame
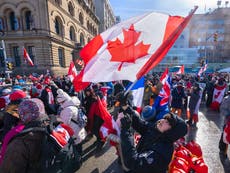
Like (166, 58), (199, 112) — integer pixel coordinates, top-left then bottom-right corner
(55, 17), (63, 36)
(68, 2), (74, 16)
(0, 18), (4, 31)
(24, 10), (33, 30)
(79, 12), (84, 25)
(12, 46), (21, 67)
(80, 33), (85, 46)
(58, 48), (65, 67)
(9, 12), (19, 31)
(69, 26), (75, 41)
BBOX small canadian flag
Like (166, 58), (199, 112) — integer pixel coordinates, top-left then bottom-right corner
(68, 61), (78, 82)
(23, 47), (34, 66)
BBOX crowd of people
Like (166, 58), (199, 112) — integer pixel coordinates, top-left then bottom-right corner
(0, 71), (229, 173)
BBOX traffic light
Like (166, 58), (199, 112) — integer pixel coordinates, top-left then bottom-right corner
(213, 33), (218, 42)
(6, 62), (13, 70)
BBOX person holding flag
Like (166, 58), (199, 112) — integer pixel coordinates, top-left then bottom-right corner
(118, 101), (187, 173)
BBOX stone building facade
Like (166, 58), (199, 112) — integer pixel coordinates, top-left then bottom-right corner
(0, 0), (99, 76)
(189, 7), (230, 66)
(93, 0), (115, 33)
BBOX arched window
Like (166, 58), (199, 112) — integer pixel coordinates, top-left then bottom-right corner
(0, 48), (4, 67)
(9, 12), (19, 31)
(79, 12), (84, 25)
(24, 10), (33, 30)
(87, 21), (90, 30)
(89, 24), (92, 33)
(69, 26), (75, 41)
(80, 33), (85, 46)
(68, 2), (74, 16)
(55, 17), (63, 36)
(87, 37), (91, 43)
(0, 18), (4, 31)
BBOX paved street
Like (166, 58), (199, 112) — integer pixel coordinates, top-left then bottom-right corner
(77, 103), (230, 173)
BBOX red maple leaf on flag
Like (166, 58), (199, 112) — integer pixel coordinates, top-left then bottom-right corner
(107, 24), (150, 71)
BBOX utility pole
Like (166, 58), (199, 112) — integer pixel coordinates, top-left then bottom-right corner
(0, 40), (10, 78)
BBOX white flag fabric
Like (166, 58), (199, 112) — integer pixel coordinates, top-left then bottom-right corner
(73, 7), (197, 91)
(130, 77), (145, 112)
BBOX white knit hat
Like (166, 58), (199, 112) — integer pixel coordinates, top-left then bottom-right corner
(56, 89), (71, 104)
(2, 88), (11, 95)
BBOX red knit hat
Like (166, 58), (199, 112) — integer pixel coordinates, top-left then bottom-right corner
(9, 90), (26, 101)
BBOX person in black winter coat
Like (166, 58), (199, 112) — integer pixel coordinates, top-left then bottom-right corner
(186, 83), (201, 127)
(119, 105), (187, 173)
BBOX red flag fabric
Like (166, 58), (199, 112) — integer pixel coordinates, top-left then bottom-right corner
(73, 7), (197, 92)
(68, 61), (78, 82)
(87, 97), (118, 144)
(210, 83), (227, 111)
(23, 48), (34, 66)
(159, 68), (171, 107)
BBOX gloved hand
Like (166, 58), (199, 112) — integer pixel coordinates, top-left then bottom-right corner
(50, 81), (59, 89)
(120, 115), (132, 130)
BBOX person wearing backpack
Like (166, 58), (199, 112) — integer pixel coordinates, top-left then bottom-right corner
(0, 98), (49, 173)
(56, 89), (87, 154)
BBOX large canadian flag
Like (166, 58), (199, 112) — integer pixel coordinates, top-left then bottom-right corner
(23, 48), (34, 66)
(73, 7), (197, 91)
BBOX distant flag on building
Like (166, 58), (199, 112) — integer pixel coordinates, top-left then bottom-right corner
(198, 60), (208, 76)
(129, 76), (145, 113)
(68, 61), (78, 82)
(23, 47), (34, 66)
(175, 65), (185, 75)
(159, 68), (171, 106)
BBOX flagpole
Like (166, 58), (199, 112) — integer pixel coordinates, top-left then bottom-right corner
(124, 79), (138, 95)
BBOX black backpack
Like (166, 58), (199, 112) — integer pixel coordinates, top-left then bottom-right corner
(14, 123), (82, 173)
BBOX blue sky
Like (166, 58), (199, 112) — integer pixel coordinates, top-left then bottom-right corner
(110, 0), (220, 20)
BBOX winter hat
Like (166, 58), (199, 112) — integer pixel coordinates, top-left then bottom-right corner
(163, 113), (177, 128)
(12, 85), (22, 91)
(56, 89), (71, 104)
(44, 76), (51, 85)
(141, 105), (156, 121)
(18, 98), (46, 123)
(1, 88), (11, 96)
(9, 90), (26, 101)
